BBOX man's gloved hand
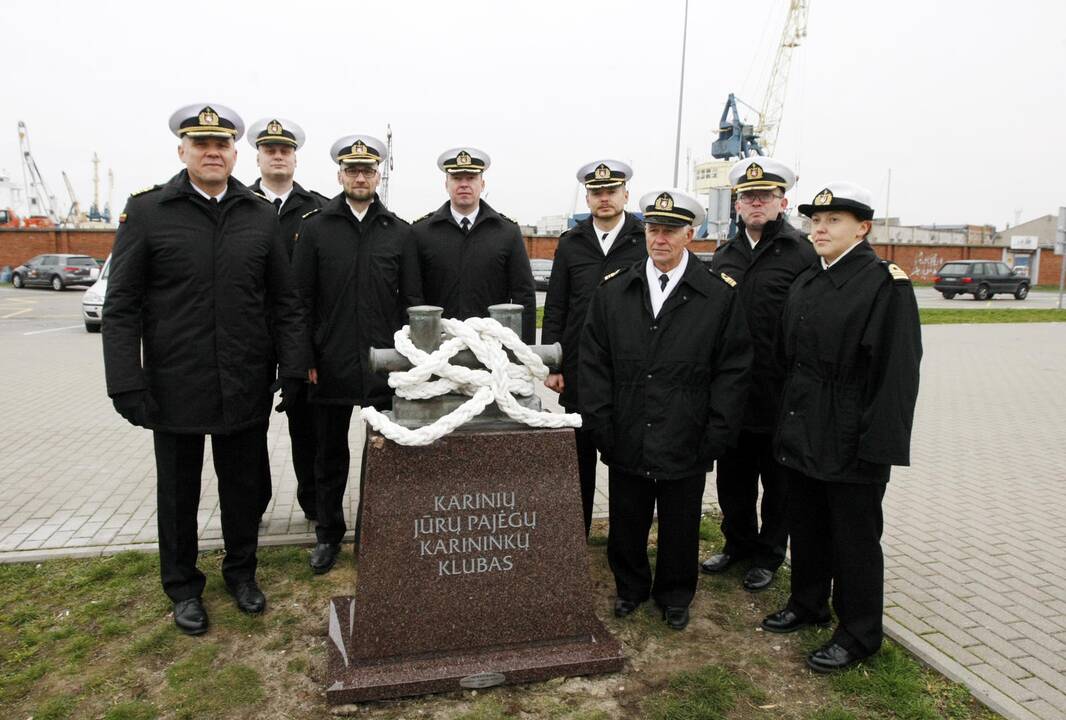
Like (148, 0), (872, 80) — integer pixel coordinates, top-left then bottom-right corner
(275, 378), (305, 413)
(112, 390), (156, 428)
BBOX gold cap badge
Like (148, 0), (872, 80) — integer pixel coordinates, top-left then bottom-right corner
(654, 193), (674, 211)
(352, 140), (367, 155)
(266, 119), (283, 135)
(814, 188), (833, 206)
(594, 164), (611, 180)
(198, 107), (219, 126)
(456, 151), (472, 166)
(746, 163), (764, 180)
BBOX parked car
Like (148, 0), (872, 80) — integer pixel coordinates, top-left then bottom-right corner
(81, 254), (111, 333)
(933, 259), (1030, 301)
(531, 258), (553, 290)
(10, 253), (99, 291)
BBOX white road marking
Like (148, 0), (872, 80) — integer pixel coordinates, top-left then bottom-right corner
(23, 324), (83, 336)
(1, 308), (31, 319)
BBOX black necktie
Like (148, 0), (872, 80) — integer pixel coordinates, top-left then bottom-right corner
(460, 217), (470, 234)
(659, 273), (669, 291)
(273, 198), (282, 214)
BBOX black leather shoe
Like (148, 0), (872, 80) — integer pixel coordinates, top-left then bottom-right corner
(310, 543), (341, 574)
(700, 553), (740, 574)
(761, 607), (831, 634)
(613, 598), (641, 618)
(743, 567), (775, 592)
(228, 580), (266, 614)
(662, 605), (690, 630)
(807, 642), (865, 673)
(173, 597), (208, 635)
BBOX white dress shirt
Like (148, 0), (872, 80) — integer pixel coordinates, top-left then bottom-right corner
(646, 251), (689, 317)
(190, 182), (227, 203)
(348, 199), (373, 222)
(450, 204), (480, 230)
(593, 215), (625, 255)
(820, 239), (864, 270)
(745, 229), (759, 250)
(258, 182), (293, 207)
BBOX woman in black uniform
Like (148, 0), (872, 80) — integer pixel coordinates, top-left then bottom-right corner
(760, 182), (922, 673)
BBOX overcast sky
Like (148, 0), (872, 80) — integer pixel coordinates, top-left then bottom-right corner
(2, 0), (1063, 228)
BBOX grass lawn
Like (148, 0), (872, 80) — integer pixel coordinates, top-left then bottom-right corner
(919, 308), (1066, 324)
(0, 517), (1000, 720)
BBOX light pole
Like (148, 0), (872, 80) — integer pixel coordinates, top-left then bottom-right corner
(672, 0), (689, 188)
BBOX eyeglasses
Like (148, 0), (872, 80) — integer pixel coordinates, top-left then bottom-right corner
(342, 166), (378, 178)
(737, 190), (782, 205)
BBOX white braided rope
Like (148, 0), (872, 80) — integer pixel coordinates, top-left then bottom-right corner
(360, 317), (582, 446)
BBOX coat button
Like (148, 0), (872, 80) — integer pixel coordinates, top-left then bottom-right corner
(789, 411), (795, 416)
(646, 373), (653, 379)
(781, 456), (786, 462)
(651, 325), (658, 331)
(645, 422), (652, 428)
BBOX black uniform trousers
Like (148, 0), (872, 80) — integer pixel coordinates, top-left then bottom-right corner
(715, 430), (789, 569)
(607, 469), (706, 608)
(154, 426), (261, 603)
(785, 467), (887, 657)
(286, 390), (318, 517)
(256, 389), (318, 519)
(574, 426), (599, 537)
(312, 404), (370, 545)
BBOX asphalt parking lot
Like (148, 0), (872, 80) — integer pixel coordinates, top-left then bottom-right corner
(2, 282), (1066, 720)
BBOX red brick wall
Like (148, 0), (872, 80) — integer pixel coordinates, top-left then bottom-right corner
(0, 229), (115, 268)
(871, 244), (1003, 281)
(524, 235), (714, 260)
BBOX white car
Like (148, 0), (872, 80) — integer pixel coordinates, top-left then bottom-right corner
(82, 254), (111, 333)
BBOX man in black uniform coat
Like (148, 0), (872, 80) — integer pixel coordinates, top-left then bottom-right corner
(760, 182), (921, 673)
(245, 117), (328, 522)
(542, 159), (646, 536)
(581, 189), (751, 630)
(292, 134), (418, 574)
(405, 147), (536, 343)
(103, 103), (309, 635)
(700, 157), (817, 593)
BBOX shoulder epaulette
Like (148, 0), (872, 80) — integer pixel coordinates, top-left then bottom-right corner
(253, 191), (271, 202)
(301, 208), (321, 220)
(129, 184), (161, 197)
(413, 212), (433, 224)
(498, 212), (518, 224)
(311, 190), (330, 202)
(883, 261), (910, 283)
(719, 272), (737, 287)
(601, 268), (624, 284)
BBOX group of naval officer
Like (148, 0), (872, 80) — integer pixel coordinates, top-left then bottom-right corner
(101, 102), (921, 675)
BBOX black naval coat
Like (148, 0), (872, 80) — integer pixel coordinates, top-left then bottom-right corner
(541, 213), (647, 410)
(103, 170), (309, 434)
(292, 193), (419, 409)
(711, 215), (817, 433)
(580, 253), (752, 480)
(405, 201), (537, 343)
(247, 178), (329, 259)
(773, 240), (922, 484)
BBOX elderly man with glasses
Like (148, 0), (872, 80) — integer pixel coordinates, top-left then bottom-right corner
(700, 158), (816, 593)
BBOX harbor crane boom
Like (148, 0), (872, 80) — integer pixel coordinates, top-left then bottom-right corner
(755, 0), (809, 156)
(17, 121), (60, 224)
(710, 0), (809, 160)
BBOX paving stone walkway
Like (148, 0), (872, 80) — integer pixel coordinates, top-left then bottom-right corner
(1, 322), (1064, 718)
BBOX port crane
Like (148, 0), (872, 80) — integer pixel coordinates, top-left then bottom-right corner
(711, 0), (809, 160)
(17, 121), (60, 225)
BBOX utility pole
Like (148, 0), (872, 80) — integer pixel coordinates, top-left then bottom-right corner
(672, 0), (689, 188)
